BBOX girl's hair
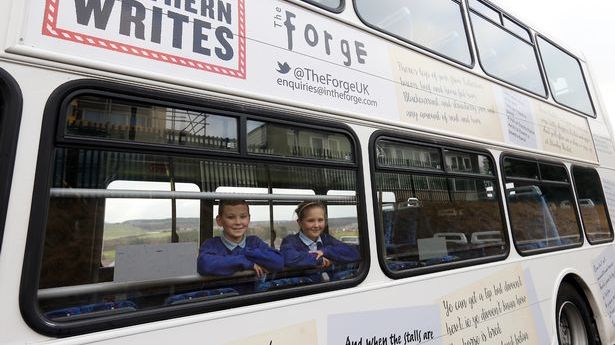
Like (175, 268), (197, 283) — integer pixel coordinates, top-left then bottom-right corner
(218, 200), (249, 216)
(295, 201), (326, 221)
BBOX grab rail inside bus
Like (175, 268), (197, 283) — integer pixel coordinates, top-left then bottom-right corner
(37, 267), (345, 300)
(37, 274), (230, 300)
(49, 189), (356, 202)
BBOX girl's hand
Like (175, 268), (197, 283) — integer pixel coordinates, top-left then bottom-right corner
(253, 264), (268, 278)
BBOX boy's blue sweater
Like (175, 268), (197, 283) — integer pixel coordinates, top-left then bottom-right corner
(280, 233), (360, 269)
(197, 236), (284, 276)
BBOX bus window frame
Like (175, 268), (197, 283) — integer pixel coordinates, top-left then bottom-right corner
(58, 90), (244, 158)
(467, 6), (548, 98)
(468, 0), (533, 44)
(500, 154), (584, 256)
(535, 34), (596, 118)
(352, 0), (475, 69)
(301, 0), (345, 13)
(369, 132), (509, 279)
(501, 14), (532, 43)
(570, 165), (614, 244)
(0, 68), (22, 254)
(20, 79), (370, 337)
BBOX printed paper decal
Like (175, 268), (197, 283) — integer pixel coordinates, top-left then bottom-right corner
(42, 0), (246, 78)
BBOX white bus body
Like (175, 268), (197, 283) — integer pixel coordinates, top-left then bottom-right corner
(1, 0), (615, 344)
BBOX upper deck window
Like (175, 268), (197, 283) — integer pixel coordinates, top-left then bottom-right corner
(301, 0), (343, 12)
(354, 0), (472, 66)
(537, 37), (595, 116)
(502, 15), (531, 42)
(467, 0), (499, 23)
(469, 9), (545, 96)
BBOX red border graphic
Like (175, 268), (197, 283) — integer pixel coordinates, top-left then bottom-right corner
(42, 0), (246, 79)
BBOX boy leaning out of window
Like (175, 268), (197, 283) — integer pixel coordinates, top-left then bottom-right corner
(197, 200), (284, 277)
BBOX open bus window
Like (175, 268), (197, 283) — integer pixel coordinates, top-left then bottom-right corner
(212, 187), (318, 248)
(34, 93), (364, 326)
(468, 0), (531, 42)
(502, 15), (531, 42)
(374, 138), (506, 275)
(504, 158), (582, 253)
(537, 36), (595, 116)
(572, 167), (613, 243)
(469, 10), (545, 96)
(354, 0), (472, 66)
(467, 0), (499, 23)
(213, 186), (273, 244)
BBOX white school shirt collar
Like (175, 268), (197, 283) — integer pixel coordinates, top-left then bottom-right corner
(221, 234), (247, 251)
(298, 231), (323, 251)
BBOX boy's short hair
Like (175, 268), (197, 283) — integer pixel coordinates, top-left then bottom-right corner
(218, 200), (250, 216)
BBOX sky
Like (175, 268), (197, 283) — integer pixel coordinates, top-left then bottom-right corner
(489, 0), (615, 133)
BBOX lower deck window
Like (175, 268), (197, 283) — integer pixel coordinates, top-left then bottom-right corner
(572, 166), (613, 243)
(504, 158), (582, 252)
(374, 138), (507, 275)
(31, 93), (364, 330)
(0, 69), (21, 253)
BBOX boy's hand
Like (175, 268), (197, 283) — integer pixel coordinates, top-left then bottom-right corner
(312, 250), (324, 259)
(253, 264), (268, 278)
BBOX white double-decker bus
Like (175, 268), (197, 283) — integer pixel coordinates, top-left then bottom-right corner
(1, 0), (615, 344)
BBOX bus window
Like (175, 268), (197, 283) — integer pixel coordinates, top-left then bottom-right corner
(213, 187), (318, 248)
(374, 138), (507, 275)
(0, 79), (5, 251)
(502, 15), (531, 42)
(31, 91), (364, 330)
(503, 157), (582, 253)
(468, 0), (532, 42)
(66, 95), (238, 150)
(469, 10), (545, 96)
(301, 0), (343, 12)
(572, 167), (613, 243)
(0, 69), (21, 253)
(467, 0), (500, 23)
(537, 36), (595, 116)
(247, 120), (353, 161)
(354, 0), (472, 66)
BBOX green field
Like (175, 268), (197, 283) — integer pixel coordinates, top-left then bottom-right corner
(103, 223), (149, 239)
(101, 224), (199, 266)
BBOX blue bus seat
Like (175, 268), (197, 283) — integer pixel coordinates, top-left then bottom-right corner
(164, 288), (239, 305)
(423, 255), (459, 266)
(45, 300), (137, 321)
(386, 260), (421, 271)
(254, 276), (314, 292)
